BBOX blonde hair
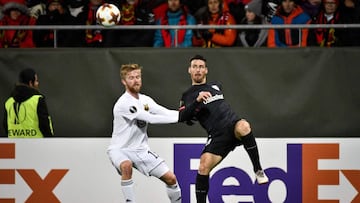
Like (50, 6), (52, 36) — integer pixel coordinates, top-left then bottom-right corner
(120, 63), (142, 79)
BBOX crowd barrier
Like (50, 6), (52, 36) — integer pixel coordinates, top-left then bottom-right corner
(1, 24), (360, 47)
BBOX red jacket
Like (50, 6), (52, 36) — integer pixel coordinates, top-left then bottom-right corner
(193, 3), (237, 47)
(0, 14), (36, 48)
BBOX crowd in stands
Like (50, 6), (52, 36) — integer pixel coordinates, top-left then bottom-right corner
(0, 0), (359, 48)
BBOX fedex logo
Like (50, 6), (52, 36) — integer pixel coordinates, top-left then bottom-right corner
(0, 143), (68, 203)
(174, 143), (360, 203)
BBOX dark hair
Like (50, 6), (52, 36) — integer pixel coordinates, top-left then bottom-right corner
(202, 0), (224, 24)
(189, 54), (207, 63)
(19, 68), (36, 85)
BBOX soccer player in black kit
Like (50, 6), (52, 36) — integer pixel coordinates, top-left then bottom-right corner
(178, 54), (269, 203)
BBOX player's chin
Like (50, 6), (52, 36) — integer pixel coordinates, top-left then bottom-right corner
(133, 87), (140, 92)
(193, 77), (204, 83)
(129, 86), (141, 93)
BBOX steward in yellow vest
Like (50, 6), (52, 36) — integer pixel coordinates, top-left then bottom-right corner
(2, 68), (54, 138)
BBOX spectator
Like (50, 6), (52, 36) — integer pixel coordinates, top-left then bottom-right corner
(3, 68), (54, 138)
(193, 0), (237, 47)
(104, 0), (155, 47)
(236, 0), (268, 47)
(0, 0), (36, 48)
(66, 0), (87, 19)
(26, 0), (47, 19)
(76, 0), (106, 47)
(267, 0), (311, 47)
(300, 0), (321, 20)
(226, 0), (247, 24)
(338, 0), (360, 46)
(263, 0), (281, 22)
(153, 0), (195, 47)
(154, 0), (207, 19)
(308, 0), (341, 47)
(151, 0), (168, 21)
(183, 0), (207, 15)
(33, 0), (82, 47)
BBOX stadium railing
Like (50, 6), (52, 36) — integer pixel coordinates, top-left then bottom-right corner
(0, 24), (360, 48)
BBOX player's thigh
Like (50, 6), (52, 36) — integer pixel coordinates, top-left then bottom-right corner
(135, 149), (165, 177)
(150, 161), (174, 182)
(107, 148), (132, 175)
(198, 152), (222, 174)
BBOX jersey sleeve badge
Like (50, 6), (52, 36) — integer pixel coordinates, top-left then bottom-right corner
(129, 106), (137, 113)
(144, 104), (149, 111)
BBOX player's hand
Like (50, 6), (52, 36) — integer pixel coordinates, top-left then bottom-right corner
(197, 91), (212, 102)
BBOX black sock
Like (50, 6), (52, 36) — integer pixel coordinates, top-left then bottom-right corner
(242, 131), (262, 172)
(196, 173), (209, 203)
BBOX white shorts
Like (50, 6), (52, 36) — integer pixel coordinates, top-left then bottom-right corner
(107, 148), (169, 178)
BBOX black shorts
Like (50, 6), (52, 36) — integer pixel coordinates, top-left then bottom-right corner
(202, 121), (243, 158)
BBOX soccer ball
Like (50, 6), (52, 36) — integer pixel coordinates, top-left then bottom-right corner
(96, 3), (121, 27)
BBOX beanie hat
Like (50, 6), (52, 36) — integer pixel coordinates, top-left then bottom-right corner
(245, 0), (262, 16)
(19, 68), (36, 85)
(1, 0), (29, 15)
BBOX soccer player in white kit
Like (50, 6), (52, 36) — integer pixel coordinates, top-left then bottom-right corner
(107, 63), (182, 203)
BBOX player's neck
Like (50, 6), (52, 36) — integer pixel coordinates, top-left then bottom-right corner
(127, 90), (139, 99)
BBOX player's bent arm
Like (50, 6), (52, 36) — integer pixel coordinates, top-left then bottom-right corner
(178, 100), (199, 122)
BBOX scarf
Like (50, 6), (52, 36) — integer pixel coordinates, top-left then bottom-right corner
(160, 10), (187, 47)
(86, 3), (103, 44)
(315, 11), (340, 47)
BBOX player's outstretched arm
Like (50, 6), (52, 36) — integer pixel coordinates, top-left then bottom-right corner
(178, 91), (211, 123)
(136, 109), (178, 124)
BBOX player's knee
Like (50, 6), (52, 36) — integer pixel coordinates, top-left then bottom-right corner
(120, 160), (133, 176)
(168, 174), (178, 185)
(162, 172), (177, 185)
(198, 164), (210, 175)
(235, 119), (251, 137)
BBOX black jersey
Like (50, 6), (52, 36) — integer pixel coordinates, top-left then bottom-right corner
(179, 82), (240, 136)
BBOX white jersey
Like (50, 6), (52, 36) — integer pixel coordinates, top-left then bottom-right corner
(108, 91), (178, 150)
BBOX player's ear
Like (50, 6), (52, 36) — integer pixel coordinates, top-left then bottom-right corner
(121, 79), (126, 86)
(188, 67), (191, 74)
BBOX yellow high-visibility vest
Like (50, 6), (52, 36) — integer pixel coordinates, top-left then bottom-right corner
(5, 95), (44, 138)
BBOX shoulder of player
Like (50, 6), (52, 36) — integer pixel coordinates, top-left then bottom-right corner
(208, 81), (222, 86)
(114, 96), (141, 115)
(181, 86), (193, 96)
(118, 92), (134, 102)
(115, 93), (140, 108)
(207, 81), (223, 91)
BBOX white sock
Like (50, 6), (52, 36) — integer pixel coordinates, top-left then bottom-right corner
(121, 179), (136, 203)
(166, 183), (182, 203)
